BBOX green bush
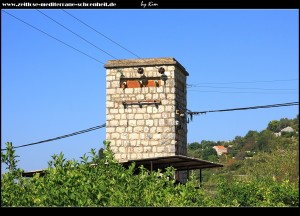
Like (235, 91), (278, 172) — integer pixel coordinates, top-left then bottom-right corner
(1, 141), (213, 207)
(1, 141), (298, 207)
(216, 177), (299, 207)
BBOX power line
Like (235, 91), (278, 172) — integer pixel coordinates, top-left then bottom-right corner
(187, 102), (299, 116)
(36, 10), (118, 60)
(3, 10), (104, 64)
(187, 85), (297, 91)
(2, 102), (298, 151)
(188, 90), (298, 94)
(61, 9), (141, 59)
(187, 78), (298, 86)
(1, 124), (106, 151)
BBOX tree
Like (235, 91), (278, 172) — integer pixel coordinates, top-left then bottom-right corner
(202, 147), (217, 160)
(267, 120), (279, 132)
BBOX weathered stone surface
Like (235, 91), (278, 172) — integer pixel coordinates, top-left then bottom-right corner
(106, 57), (188, 182)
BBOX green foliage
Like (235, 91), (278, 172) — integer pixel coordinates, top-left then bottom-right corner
(1, 141), (213, 207)
(188, 142), (201, 151)
(267, 120), (280, 132)
(2, 115), (298, 207)
(238, 138), (299, 183)
(187, 114), (299, 207)
(217, 177), (299, 207)
(201, 147), (218, 161)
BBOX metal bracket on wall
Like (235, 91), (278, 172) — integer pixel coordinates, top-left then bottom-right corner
(122, 99), (161, 108)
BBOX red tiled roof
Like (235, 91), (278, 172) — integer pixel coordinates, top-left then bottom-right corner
(213, 146), (226, 149)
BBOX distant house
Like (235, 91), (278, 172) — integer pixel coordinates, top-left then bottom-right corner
(274, 126), (295, 137)
(213, 146), (227, 156)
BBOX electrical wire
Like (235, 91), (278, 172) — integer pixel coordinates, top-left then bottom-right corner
(1, 124), (106, 151)
(61, 9), (141, 59)
(188, 90), (298, 94)
(3, 10), (104, 64)
(187, 102), (299, 115)
(187, 78), (298, 86)
(187, 85), (296, 91)
(36, 10), (118, 60)
(2, 102), (298, 151)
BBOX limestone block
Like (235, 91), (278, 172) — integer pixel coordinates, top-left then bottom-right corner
(141, 140), (149, 146)
(153, 119), (159, 126)
(125, 88), (133, 94)
(144, 146), (151, 152)
(130, 140), (137, 146)
(142, 153), (149, 158)
(111, 133), (120, 139)
(129, 133), (139, 140)
(116, 140), (122, 146)
(154, 152), (163, 157)
(134, 147), (143, 153)
(135, 114), (143, 119)
(128, 120), (137, 126)
(110, 109), (119, 114)
(106, 88), (116, 94)
(121, 154), (127, 159)
(150, 127), (156, 133)
(119, 120), (127, 126)
(106, 76), (115, 81)
(111, 80), (120, 88)
(158, 106), (165, 112)
(137, 153), (143, 159)
(144, 127), (149, 133)
(121, 133), (128, 139)
(153, 134), (161, 140)
(109, 120), (119, 127)
(146, 133), (153, 139)
(145, 119), (154, 126)
(159, 119), (165, 126)
(152, 114), (161, 119)
(130, 153), (137, 159)
(137, 120), (144, 126)
(106, 127), (115, 133)
(147, 106), (152, 113)
(150, 141), (159, 146)
(140, 133), (145, 140)
(106, 101), (115, 108)
(127, 114), (134, 119)
(119, 147), (126, 153)
(149, 153), (155, 158)
(106, 114), (114, 120)
(116, 127), (126, 133)
(134, 126), (143, 133)
(127, 147), (134, 153)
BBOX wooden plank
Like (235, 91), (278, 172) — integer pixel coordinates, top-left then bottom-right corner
(121, 80), (161, 88)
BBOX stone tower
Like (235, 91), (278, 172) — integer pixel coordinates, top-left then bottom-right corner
(104, 57), (189, 164)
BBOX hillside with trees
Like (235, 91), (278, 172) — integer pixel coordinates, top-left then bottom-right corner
(187, 115), (299, 193)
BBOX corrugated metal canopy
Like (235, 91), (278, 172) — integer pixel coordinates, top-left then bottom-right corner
(22, 155), (223, 177)
(122, 155), (223, 171)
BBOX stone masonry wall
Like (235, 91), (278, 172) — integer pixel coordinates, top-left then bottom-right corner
(104, 58), (189, 165)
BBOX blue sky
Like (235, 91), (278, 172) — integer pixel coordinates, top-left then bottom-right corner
(1, 9), (299, 172)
